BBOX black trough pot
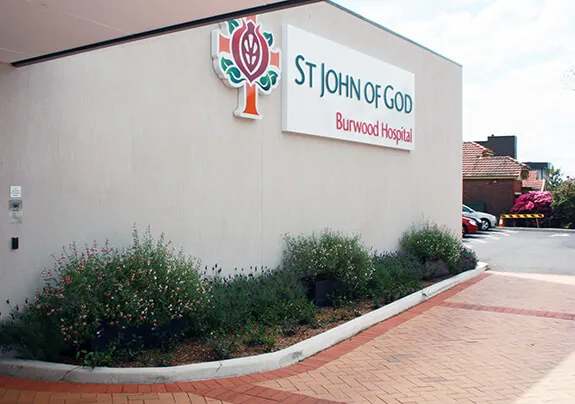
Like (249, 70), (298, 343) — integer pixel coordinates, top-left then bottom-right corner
(304, 275), (345, 307)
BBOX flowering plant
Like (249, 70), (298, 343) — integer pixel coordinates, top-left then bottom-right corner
(2, 226), (207, 354)
(282, 230), (374, 295)
(399, 222), (462, 271)
(511, 191), (552, 213)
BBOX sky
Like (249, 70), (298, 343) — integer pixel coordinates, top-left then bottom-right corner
(335, 0), (575, 176)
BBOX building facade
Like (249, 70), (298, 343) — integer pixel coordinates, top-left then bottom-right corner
(0, 2), (462, 313)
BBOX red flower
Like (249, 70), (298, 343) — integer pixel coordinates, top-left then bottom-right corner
(65, 277), (71, 285)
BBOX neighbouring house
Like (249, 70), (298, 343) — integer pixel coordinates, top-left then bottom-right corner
(463, 142), (530, 215)
(524, 162), (552, 182)
(522, 170), (546, 192)
(474, 136), (549, 193)
(476, 134), (518, 159)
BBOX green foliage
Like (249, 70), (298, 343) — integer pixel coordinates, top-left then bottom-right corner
(195, 266), (313, 335)
(210, 333), (239, 361)
(133, 349), (173, 367)
(454, 247), (478, 274)
(244, 327), (277, 352)
(1, 225), (442, 366)
(282, 230), (374, 296)
(369, 252), (424, 304)
(551, 180), (575, 228)
(76, 348), (114, 369)
(545, 167), (565, 192)
(0, 301), (67, 362)
(399, 222), (462, 270)
(0, 226), (208, 359)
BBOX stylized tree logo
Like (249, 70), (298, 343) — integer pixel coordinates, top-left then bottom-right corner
(212, 16), (281, 119)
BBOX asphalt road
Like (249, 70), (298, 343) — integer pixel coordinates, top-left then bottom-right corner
(463, 227), (575, 275)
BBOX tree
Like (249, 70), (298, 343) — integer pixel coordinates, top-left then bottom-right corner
(545, 167), (565, 191)
(551, 180), (575, 228)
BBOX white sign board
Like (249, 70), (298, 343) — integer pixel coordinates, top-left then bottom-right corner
(282, 25), (415, 150)
(10, 186), (21, 198)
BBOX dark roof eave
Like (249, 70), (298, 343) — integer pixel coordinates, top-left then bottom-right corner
(12, 0), (322, 67)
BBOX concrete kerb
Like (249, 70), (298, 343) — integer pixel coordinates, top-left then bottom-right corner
(497, 227), (575, 233)
(0, 262), (488, 384)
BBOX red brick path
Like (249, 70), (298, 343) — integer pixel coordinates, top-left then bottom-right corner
(2, 271), (575, 403)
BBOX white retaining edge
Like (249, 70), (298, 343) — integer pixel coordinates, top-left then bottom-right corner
(0, 263), (488, 384)
(499, 227), (575, 233)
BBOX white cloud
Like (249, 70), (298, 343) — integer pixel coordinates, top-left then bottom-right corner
(335, 0), (575, 175)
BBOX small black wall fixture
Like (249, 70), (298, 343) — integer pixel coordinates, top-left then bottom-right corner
(11, 237), (19, 250)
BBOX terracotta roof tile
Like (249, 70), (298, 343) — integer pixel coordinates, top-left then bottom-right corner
(463, 142), (494, 159)
(522, 170), (546, 191)
(463, 142), (529, 178)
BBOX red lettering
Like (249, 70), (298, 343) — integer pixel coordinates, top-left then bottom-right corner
(336, 113), (412, 143)
(336, 112), (343, 130)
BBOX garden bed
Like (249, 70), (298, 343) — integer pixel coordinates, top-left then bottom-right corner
(55, 278), (448, 369)
(1, 224), (478, 372)
(0, 267), (489, 385)
(61, 299), (392, 367)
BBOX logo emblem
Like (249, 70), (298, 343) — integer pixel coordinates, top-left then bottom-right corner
(212, 16), (281, 119)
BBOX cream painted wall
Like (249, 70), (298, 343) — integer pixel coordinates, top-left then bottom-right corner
(0, 2), (462, 315)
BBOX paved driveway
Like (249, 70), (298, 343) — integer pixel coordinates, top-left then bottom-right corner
(1, 271), (575, 403)
(464, 228), (575, 275)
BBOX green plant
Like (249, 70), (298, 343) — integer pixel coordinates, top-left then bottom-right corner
(372, 251), (426, 281)
(399, 222), (462, 270)
(545, 167), (565, 192)
(291, 299), (317, 325)
(282, 230), (374, 296)
(454, 247), (478, 274)
(368, 252), (424, 304)
(210, 333), (239, 360)
(244, 327), (277, 352)
(197, 266), (313, 335)
(281, 323), (298, 337)
(0, 300), (67, 361)
(76, 348), (115, 368)
(0, 226), (208, 360)
(551, 180), (575, 228)
(135, 349), (174, 367)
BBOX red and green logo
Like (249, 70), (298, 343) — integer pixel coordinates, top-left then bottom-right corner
(212, 16), (281, 119)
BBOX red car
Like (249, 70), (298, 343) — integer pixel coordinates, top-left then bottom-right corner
(462, 216), (478, 236)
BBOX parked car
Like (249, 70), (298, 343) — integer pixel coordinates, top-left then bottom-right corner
(462, 216), (479, 236)
(462, 204), (497, 231)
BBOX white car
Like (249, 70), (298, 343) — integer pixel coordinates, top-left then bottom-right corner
(462, 204), (498, 231)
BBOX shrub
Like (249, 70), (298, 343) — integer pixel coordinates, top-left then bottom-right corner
(0, 226), (208, 359)
(369, 252), (424, 304)
(399, 222), (462, 270)
(551, 180), (575, 228)
(511, 191), (552, 213)
(372, 251), (426, 281)
(210, 333), (239, 361)
(0, 300), (68, 362)
(244, 326), (277, 352)
(454, 247), (478, 274)
(282, 230), (374, 296)
(196, 266), (314, 335)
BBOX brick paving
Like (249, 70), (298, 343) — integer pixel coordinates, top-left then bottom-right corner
(1, 271), (575, 403)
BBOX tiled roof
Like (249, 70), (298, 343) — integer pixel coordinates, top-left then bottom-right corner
(463, 141), (493, 159)
(522, 171), (546, 191)
(463, 141), (529, 178)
